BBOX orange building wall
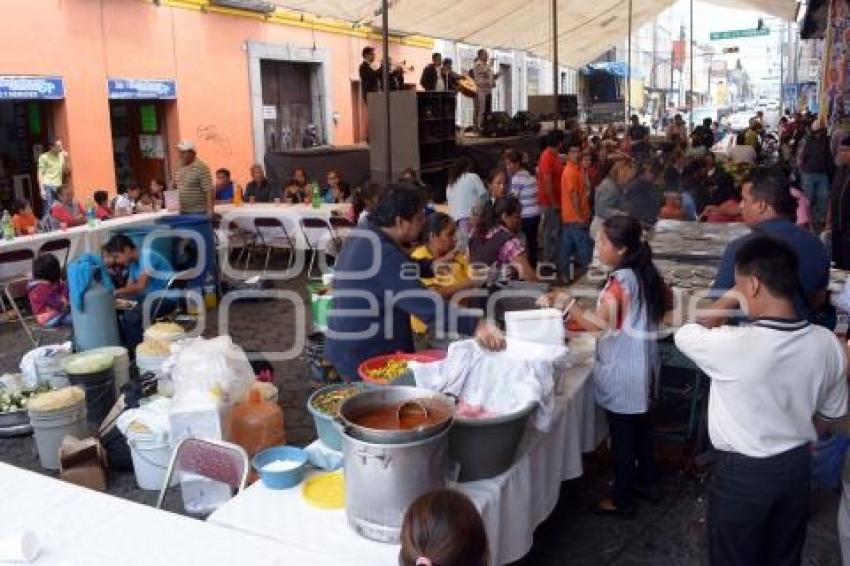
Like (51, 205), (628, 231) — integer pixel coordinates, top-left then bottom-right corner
(0, 0), (431, 197)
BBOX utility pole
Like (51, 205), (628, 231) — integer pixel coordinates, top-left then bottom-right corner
(627, 0), (633, 119)
(688, 0), (694, 131)
(552, 0), (559, 130)
(381, 0), (391, 184)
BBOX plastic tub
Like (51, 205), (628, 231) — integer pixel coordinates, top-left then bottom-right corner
(307, 383), (368, 451)
(29, 398), (88, 470)
(62, 352), (116, 427)
(448, 403), (535, 482)
(65, 368), (116, 427)
(127, 434), (177, 490)
(155, 215), (216, 289)
(89, 346), (130, 393)
(357, 353), (440, 386)
(252, 445), (308, 489)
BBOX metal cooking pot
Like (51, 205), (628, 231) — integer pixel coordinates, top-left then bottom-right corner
(343, 423), (450, 544)
(338, 386), (454, 445)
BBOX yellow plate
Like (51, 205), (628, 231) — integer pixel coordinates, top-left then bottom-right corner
(302, 470), (345, 509)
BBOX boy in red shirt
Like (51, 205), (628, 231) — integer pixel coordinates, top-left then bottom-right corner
(537, 130), (565, 272)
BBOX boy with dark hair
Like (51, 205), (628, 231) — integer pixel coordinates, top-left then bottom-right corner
(676, 236), (848, 566)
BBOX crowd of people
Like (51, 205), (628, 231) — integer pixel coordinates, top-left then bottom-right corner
(321, 109), (850, 565)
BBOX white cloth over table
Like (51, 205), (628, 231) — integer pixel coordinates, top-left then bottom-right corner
(209, 356), (605, 565)
(0, 461), (365, 566)
(0, 211), (173, 280)
(215, 203), (348, 251)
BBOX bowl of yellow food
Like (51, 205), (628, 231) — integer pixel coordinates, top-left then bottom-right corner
(357, 353), (440, 386)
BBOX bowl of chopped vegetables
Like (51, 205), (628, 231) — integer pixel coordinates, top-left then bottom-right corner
(0, 383), (52, 433)
(307, 383), (369, 451)
(357, 353), (439, 386)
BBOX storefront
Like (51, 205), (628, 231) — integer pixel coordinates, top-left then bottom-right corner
(107, 78), (176, 192)
(0, 75), (63, 215)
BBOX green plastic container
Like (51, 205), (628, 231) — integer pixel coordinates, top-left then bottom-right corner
(308, 282), (332, 332)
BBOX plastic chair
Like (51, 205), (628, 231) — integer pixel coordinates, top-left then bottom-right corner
(248, 217), (295, 275)
(38, 238), (72, 271)
(299, 217), (333, 279)
(155, 437), (250, 510)
(328, 216), (355, 246)
(213, 214), (253, 268)
(150, 269), (196, 321)
(0, 249), (35, 328)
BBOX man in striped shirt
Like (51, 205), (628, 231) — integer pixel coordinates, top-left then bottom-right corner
(505, 149), (540, 268)
(174, 141), (213, 215)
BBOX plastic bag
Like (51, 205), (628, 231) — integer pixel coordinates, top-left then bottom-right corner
(170, 336), (254, 406)
(19, 342), (72, 389)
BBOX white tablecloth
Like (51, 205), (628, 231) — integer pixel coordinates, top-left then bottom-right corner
(0, 211), (173, 279)
(215, 203), (349, 251)
(208, 357), (605, 565)
(0, 461), (363, 566)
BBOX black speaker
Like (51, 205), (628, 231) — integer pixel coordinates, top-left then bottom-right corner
(481, 112), (519, 138)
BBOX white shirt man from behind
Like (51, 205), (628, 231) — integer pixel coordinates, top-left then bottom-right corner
(675, 235), (848, 566)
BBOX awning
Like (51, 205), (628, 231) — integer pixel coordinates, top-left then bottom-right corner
(583, 62), (645, 79)
(269, 0), (797, 67)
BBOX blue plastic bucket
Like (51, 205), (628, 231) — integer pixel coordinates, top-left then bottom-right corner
(155, 215), (217, 289)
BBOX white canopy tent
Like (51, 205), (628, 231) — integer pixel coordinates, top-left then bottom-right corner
(271, 0), (796, 67)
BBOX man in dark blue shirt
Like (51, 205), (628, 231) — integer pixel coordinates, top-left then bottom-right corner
(325, 184), (503, 380)
(702, 167), (831, 327)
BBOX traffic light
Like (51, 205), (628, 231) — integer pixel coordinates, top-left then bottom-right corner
(723, 47), (740, 54)
(757, 18), (765, 30)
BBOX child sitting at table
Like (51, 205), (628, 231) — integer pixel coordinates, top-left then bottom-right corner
(12, 199), (38, 236)
(94, 190), (112, 221)
(134, 190), (156, 213)
(27, 254), (71, 328)
(399, 489), (488, 566)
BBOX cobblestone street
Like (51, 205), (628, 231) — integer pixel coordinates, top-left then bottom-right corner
(0, 274), (843, 565)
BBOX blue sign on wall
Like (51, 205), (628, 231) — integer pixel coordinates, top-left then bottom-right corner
(0, 76), (65, 100)
(108, 78), (177, 100)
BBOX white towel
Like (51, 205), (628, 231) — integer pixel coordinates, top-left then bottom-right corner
(410, 338), (567, 432)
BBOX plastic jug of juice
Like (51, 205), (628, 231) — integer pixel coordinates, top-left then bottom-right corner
(229, 389), (285, 457)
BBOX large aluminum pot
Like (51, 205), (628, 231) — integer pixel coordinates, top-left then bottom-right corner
(343, 424), (450, 544)
(338, 386), (454, 445)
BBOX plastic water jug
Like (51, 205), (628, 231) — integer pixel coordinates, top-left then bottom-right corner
(229, 389), (285, 458)
(71, 273), (121, 351)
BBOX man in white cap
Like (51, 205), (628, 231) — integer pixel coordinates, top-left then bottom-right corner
(173, 141), (213, 214)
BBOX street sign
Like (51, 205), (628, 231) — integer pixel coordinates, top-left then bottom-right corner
(710, 28), (769, 40)
(0, 75), (64, 99)
(107, 78), (177, 99)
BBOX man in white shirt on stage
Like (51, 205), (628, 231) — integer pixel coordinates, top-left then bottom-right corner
(675, 236), (848, 566)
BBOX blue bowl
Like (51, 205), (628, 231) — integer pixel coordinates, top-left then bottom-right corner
(252, 445), (309, 489)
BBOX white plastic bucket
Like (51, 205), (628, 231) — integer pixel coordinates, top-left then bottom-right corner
(136, 355), (169, 378)
(90, 346), (130, 392)
(28, 401), (87, 470)
(127, 435), (177, 491)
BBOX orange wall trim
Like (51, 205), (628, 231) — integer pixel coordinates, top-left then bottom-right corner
(0, 0), (432, 198)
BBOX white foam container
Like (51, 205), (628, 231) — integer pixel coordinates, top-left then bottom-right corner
(504, 308), (565, 347)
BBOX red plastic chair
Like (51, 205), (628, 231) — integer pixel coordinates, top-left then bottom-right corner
(156, 437), (250, 510)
